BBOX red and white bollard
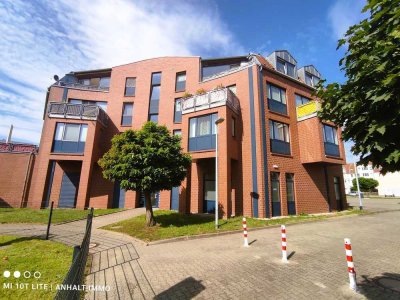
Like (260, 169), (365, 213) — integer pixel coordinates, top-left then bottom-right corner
(281, 225), (288, 262)
(344, 238), (357, 291)
(242, 217), (249, 247)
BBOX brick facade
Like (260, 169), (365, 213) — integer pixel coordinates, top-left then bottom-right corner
(22, 53), (346, 217)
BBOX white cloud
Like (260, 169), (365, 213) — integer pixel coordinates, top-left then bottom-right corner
(328, 0), (367, 40)
(0, 0), (244, 143)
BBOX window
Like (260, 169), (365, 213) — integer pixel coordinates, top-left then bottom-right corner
(174, 99), (182, 123)
(173, 129), (182, 136)
(152, 72), (162, 85)
(286, 173), (296, 215)
(149, 114), (158, 123)
(125, 78), (136, 96)
(99, 77), (110, 89)
(52, 123), (88, 153)
(323, 124), (340, 157)
(276, 58), (296, 77)
(267, 84), (287, 115)
(295, 94), (310, 107)
(271, 172), (281, 217)
(175, 72), (186, 92)
(232, 117), (236, 137)
(121, 103), (133, 126)
(150, 86), (160, 101)
(188, 113), (217, 151)
(323, 124), (338, 145)
(305, 72), (320, 87)
(78, 79), (90, 86)
(227, 85), (237, 95)
(269, 120), (290, 155)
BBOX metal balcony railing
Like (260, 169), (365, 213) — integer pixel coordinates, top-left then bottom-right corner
(0, 142), (38, 153)
(181, 88), (240, 115)
(48, 102), (109, 126)
(296, 101), (320, 120)
(53, 82), (109, 92)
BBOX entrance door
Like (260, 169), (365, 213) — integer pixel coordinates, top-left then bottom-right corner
(203, 170), (216, 213)
(139, 192), (159, 208)
(334, 177), (342, 211)
(286, 173), (296, 215)
(59, 172), (80, 208)
(113, 182), (125, 208)
(271, 172), (281, 217)
(171, 186), (179, 210)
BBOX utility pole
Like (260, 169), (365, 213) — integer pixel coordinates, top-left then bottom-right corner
(354, 162), (363, 210)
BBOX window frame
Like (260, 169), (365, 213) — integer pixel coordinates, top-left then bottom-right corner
(295, 94), (311, 107)
(269, 120), (290, 142)
(323, 124), (338, 145)
(276, 58), (296, 77)
(121, 103), (133, 126)
(267, 83), (288, 115)
(175, 71), (186, 92)
(174, 98), (182, 123)
(52, 122), (88, 153)
(124, 77), (136, 96)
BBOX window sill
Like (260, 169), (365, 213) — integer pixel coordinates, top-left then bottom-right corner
(325, 155), (343, 160)
(188, 149), (215, 153)
(268, 110), (290, 119)
(173, 121), (182, 124)
(50, 152), (84, 156)
(175, 89), (185, 93)
(121, 125), (132, 127)
(271, 152), (293, 158)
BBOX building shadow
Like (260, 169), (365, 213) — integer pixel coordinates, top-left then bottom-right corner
(357, 272), (400, 299)
(0, 198), (12, 208)
(154, 277), (205, 300)
(155, 212), (214, 228)
(0, 236), (41, 247)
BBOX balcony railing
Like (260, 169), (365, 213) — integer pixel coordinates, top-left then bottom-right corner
(296, 101), (320, 120)
(324, 142), (340, 157)
(53, 82), (109, 92)
(0, 142), (38, 154)
(181, 88), (240, 115)
(48, 102), (109, 126)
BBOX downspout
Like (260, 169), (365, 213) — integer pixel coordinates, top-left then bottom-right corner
(20, 151), (35, 208)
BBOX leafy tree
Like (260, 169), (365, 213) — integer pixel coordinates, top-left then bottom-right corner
(98, 122), (191, 226)
(316, 0), (400, 174)
(352, 177), (379, 192)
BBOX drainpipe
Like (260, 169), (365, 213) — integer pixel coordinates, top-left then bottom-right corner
(324, 165), (332, 212)
(20, 151), (34, 208)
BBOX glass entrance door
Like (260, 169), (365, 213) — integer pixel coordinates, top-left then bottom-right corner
(271, 172), (281, 217)
(286, 173), (296, 215)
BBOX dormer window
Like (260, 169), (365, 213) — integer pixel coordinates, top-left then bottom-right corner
(276, 58), (296, 77)
(305, 72), (320, 87)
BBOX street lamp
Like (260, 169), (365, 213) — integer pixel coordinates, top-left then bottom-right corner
(215, 117), (225, 229)
(354, 162), (363, 210)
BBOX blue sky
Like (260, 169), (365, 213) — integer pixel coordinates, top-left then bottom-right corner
(0, 0), (366, 162)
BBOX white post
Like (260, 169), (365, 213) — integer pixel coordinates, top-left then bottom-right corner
(281, 225), (288, 262)
(344, 238), (357, 291)
(242, 217), (249, 247)
(354, 163), (363, 210)
(6, 124), (13, 143)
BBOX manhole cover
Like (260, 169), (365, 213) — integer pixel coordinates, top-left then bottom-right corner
(89, 243), (98, 249)
(377, 277), (400, 293)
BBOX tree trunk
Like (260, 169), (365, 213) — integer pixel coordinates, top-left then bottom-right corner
(144, 191), (156, 227)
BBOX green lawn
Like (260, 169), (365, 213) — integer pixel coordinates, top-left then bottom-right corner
(0, 208), (123, 224)
(0, 235), (72, 300)
(102, 209), (366, 242)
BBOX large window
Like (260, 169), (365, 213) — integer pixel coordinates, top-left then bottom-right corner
(69, 99), (107, 112)
(148, 72), (161, 122)
(174, 99), (182, 123)
(149, 114), (158, 123)
(269, 120), (290, 155)
(175, 72), (186, 92)
(323, 124), (340, 157)
(121, 103), (133, 126)
(188, 113), (217, 151)
(276, 58), (296, 78)
(125, 78), (136, 96)
(52, 123), (88, 153)
(295, 94), (310, 107)
(267, 84), (287, 115)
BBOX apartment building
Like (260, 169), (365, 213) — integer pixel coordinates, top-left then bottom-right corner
(26, 51), (347, 218)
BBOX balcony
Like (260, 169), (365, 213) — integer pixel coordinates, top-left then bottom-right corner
(52, 81), (109, 92)
(181, 88), (240, 115)
(48, 102), (109, 126)
(296, 101), (320, 121)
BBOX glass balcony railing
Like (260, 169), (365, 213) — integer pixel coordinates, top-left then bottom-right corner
(48, 102), (109, 126)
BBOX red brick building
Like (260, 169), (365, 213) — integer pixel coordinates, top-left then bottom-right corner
(26, 51), (346, 218)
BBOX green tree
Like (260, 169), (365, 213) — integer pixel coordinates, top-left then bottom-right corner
(352, 177), (379, 192)
(316, 0), (400, 174)
(98, 122), (191, 226)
